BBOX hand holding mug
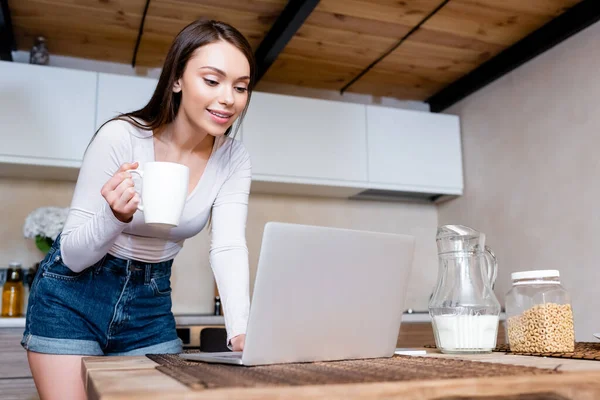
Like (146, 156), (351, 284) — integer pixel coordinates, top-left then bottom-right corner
(101, 162), (141, 223)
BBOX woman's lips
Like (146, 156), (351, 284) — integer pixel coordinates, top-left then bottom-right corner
(207, 109), (233, 124)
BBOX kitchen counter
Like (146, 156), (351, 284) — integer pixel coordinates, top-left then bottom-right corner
(83, 349), (600, 399)
(0, 315), (225, 329)
(0, 313), (506, 329)
(0, 317), (26, 328)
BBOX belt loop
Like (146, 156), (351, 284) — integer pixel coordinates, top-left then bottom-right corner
(126, 259), (132, 275)
(145, 264), (151, 284)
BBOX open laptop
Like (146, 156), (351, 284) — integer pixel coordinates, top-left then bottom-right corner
(180, 222), (416, 366)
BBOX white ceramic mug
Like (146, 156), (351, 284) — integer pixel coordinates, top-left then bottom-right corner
(128, 162), (189, 227)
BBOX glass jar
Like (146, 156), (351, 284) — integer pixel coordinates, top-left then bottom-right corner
(505, 270), (574, 353)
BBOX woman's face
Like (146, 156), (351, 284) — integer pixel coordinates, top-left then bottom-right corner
(174, 40), (251, 137)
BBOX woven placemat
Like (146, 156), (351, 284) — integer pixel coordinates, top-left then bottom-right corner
(424, 342), (600, 360)
(435, 394), (569, 400)
(146, 352), (559, 391)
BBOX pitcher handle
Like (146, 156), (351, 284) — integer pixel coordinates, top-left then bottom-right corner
(483, 245), (498, 289)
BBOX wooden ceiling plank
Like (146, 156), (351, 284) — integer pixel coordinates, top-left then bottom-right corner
(163, 0), (286, 14)
(366, 62), (466, 86)
(9, 0), (145, 14)
(418, 0), (560, 47)
(263, 52), (362, 74)
(14, 24), (139, 49)
(141, 18), (266, 41)
(12, 16), (139, 43)
(458, 0), (582, 18)
(374, 58), (474, 81)
(383, 41), (488, 71)
(145, 0), (281, 32)
(315, 0), (442, 26)
(408, 26), (505, 54)
(294, 23), (397, 51)
(358, 66), (449, 90)
(281, 36), (393, 68)
(139, 30), (263, 48)
(261, 53), (361, 84)
(306, 10), (412, 38)
(11, 0), (144, 34)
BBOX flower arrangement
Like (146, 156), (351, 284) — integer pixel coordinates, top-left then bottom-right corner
(23, 206), (69, 253)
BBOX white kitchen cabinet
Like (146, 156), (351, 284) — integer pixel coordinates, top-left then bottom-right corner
(366, 105), (463, 195)
(241, 92), (368, 185)
(96, 72), (158, 130)
(0, 61), (97, 168)
(0, 60), (464, 200)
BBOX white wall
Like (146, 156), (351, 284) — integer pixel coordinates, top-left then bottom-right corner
(439, 20), (600, 341)
(0, 178), (439, 315)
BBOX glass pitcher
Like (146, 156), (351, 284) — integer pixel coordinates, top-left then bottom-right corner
(429, 225), (501, 354)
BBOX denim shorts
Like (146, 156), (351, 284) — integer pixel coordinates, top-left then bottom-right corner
(21, 234), (182, 356)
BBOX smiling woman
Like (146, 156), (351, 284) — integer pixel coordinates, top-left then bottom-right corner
(20, 19), (256, 400)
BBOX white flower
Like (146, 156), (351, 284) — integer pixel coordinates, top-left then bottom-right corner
(23, 206), (69, 241)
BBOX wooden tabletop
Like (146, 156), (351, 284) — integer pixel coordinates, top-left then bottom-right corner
(83, 349), (600, 400)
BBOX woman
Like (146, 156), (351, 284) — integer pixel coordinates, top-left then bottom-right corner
(21, 19), (254, 399)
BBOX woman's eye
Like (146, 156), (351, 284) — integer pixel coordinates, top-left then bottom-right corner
(203, 79), (218, 86)
(235, 87), (248, 93)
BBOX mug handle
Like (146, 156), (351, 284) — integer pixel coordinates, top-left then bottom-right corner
(126, 169), (144, 211)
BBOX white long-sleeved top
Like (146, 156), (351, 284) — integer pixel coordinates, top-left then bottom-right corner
(60, 119), (251, 342)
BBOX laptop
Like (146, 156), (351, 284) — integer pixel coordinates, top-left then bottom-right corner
(180, 222), (416, 366)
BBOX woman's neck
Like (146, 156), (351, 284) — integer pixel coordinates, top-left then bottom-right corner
(160, 115), (214, 157)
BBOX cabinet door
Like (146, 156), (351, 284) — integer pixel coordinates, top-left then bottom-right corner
(242, 92), (368, 183)
(0, 378), (38, 400)
(0, 61), (97, 164)
(0, 328), (31, 378)
(96, 73), (158, 129)
(366, 106), (463, 194)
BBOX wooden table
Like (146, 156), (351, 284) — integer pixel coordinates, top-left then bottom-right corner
(82, 349), (600, 400)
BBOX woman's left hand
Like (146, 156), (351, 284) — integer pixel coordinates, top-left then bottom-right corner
(230, 334), (245, 351)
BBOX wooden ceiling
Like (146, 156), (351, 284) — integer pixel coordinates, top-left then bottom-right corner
(7, 0), (584, 102)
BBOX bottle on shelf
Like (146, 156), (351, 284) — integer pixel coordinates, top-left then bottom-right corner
(1, 262), (24, 318)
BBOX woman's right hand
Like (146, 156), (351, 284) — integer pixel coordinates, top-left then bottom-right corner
(101, 162), (140, 223)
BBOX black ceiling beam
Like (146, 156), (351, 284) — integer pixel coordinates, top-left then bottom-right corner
(254, 0), (320, 83)
(427, 0), (600, 113)
(0, 0), (15, 61)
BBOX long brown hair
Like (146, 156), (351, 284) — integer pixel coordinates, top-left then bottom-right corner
(95, 19), (255, 139)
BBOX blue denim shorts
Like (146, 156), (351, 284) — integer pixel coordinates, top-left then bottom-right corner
(21, 234), (182, 356)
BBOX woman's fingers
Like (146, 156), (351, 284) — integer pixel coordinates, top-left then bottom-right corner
(101, 162), (140, 222)
(101, 162), (138, 194)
